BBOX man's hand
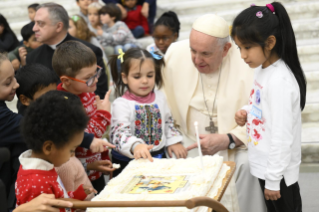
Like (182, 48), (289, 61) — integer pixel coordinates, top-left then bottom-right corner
(82, 185), (97, 195)
(19, 47), (28, 66)
(264, 189), (281, 201)
(141, 2), (149, 18)
(167, 142), (187, 159)
(186, 134), (229, 155)
(95, 89), (111, 112)
(235, 109), (247, 126)
(90, 138), (115, 153)
(13, 193), (73, 212)
(133, 144), (154, 162)
(87, 160), (116, 174)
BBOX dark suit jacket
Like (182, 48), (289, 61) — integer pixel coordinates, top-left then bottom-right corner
(26, 33), (108, 98)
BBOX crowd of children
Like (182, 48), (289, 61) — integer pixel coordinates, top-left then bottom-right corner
(0, 1), (306, 212)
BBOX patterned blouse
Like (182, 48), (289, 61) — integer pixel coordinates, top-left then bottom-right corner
(110, 90), (182, 158)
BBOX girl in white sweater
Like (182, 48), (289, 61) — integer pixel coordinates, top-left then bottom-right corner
(108, 48), (187, 177)
(232, 2), (306, 212)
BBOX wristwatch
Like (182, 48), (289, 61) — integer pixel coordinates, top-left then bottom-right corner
(227, 133), (236, 149)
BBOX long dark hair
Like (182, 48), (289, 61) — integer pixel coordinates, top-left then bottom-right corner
(231, 2), (306, 110)
(0, 14), (19, 43)
(109, 48), (164, 97)
(154, 11), (180, 37)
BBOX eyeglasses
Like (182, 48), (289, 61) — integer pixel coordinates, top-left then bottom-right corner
(152, 34), (175, 42)
(62, 65), (102, 87)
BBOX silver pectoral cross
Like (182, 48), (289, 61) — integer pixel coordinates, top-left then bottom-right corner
(205, 121), (218, 134)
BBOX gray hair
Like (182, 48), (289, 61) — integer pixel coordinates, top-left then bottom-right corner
(217, 36), (230, 50)
(37, 3), (69, 31)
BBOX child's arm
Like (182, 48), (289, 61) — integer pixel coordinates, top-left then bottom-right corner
(139, 6), (149, 34)
(86, 90), (112, 138)
(264, 78), (297, 198)
(235, 105), (251, 126)
(67, 184), (91, 201)
(110, 98), (150, 159)
(112, 23), (131, 44)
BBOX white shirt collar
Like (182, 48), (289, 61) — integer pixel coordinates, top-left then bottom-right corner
(49, 34), (68, 50)
(19, 150), (54, 171)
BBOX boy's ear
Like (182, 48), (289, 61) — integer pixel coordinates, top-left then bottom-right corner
(111, 16), (116, 22)
(173, 33), (178, 42)
(19, 94), (32, 106)
(121, 73), (128, 84)
(60, 76), (72, 86)
(42, 140), (54, 156)
(266, 35), (276, 51)
(23, 41), (30, 48)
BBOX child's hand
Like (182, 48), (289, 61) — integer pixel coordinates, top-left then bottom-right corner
(141, 2), (149, 18)
(167, 142), (187, 159)
(264, 189), (281, 201)
(235, 109), (247, 126)
(95, 89), (111, 112)
(82, 185), (97, 195)
(90, 138), (115, 153)
(11, 59), (20, 71)
(18, 47), (27, 66)
(87, 160), (116, 174)
(133, 144), (154, 162)
(96, 26), (103, 36)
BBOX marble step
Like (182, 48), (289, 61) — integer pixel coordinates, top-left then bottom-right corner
(302, 102), (319, 123)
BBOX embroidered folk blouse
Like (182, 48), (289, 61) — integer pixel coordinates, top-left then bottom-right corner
(110, 90), (182, 158)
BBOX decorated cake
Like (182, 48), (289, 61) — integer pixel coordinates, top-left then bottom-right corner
(88, 155), (229, 212)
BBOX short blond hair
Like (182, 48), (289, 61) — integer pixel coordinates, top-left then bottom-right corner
(88, 2), (103, 10)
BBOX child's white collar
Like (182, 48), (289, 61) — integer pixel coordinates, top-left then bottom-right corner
(19, 150), (54, 171)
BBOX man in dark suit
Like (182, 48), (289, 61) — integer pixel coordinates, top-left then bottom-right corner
(26, 3), (108, 98)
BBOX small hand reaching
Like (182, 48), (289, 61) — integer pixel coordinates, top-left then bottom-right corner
(90, 138), (115, 153)
(95, 89), (112, 112)
(235, 109), (247, 126)
(87, 160), (116, 175)
(133, 144), (154, 162)
(82, 185), (97, 195)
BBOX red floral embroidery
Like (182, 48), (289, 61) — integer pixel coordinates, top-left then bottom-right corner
(158, 119), (162, 124)
(135, 120), (141, 126)
(154, 140), (159, 145)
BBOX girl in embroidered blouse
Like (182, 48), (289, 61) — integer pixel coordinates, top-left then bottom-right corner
(109, 48), (187, 177)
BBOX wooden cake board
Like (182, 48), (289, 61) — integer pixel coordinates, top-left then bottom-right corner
(59, 161), (236, 212)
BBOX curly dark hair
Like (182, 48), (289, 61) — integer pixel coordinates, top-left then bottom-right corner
(21, 90), (89, 153)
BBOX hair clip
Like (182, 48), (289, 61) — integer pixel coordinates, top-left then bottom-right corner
(64, 96), (68, 99)
(250, 3), (256, 7)
(117, 49), (125, 63)
(256, 11), (263, 18)
(71, 15), (80, 22)
(150, 47), (163, 60)
(266, 4), (275, 14)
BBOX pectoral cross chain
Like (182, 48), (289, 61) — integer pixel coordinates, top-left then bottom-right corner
(205, 121), (218, 134)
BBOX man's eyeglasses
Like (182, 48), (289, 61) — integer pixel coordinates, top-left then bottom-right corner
(62, 65), (102, 87)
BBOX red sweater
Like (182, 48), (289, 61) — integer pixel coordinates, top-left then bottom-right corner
(124, 5), (149, 34)
(57, 83), (111, 181)
(16, 166), (87, 212)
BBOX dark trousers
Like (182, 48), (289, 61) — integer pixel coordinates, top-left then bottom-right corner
(91, 175), (106, 193)
(258, 178), (302, 212)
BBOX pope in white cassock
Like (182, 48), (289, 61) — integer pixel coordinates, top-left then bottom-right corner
(162, 14), (267, 212)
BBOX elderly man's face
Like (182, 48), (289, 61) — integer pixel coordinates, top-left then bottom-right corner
(190, 30), (225, 74)
(33, 8), (60, 45)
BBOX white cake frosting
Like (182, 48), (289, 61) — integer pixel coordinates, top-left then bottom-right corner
(88, 155), (227, 212)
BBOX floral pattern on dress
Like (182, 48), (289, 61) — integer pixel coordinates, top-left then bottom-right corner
(134, 104), (162, 145)
(110, 123), (131, 151)
(165, 116), (182, 137)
